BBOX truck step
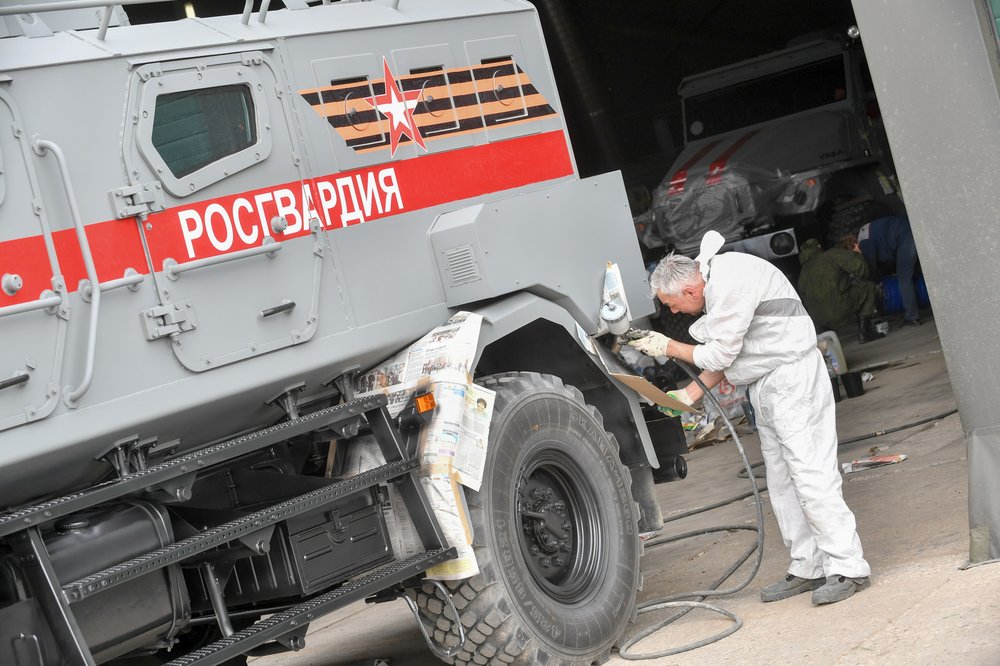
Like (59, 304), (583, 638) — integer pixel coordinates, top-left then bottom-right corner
(164, 547), (457, 666)
(62, 457), (419, 603)
(0, 394), (388, 539)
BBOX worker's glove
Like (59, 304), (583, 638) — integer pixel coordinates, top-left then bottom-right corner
(657, 386), (696, 418)
(625, 329), (672, 358)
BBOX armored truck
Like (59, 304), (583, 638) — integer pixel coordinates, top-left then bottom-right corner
(640, 33), (905, 263)
(0, 1), (684, 664)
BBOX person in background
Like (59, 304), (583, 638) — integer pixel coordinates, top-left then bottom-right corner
(841, 214), (922, 326)
(797, 238), (885, 343)
(627, 231), (871, 605)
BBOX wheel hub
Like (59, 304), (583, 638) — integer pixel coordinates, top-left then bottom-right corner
(521, 482), (572, 565)
(516, 453), (602, 602)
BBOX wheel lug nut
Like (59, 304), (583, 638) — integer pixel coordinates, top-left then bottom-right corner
(561, 521), (571, 531)
(554, 557), (564, 566)
(541, 557), (551, 568)
(544, 488), (553, 499)
(530, 545), (540, 554)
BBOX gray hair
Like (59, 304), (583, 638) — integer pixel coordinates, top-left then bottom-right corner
(649, 252), (700, 298)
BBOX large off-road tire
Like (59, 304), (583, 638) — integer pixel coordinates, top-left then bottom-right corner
(412, 373), (640, 665)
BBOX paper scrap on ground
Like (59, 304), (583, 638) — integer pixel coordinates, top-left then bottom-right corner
(842, 453), (908, 474)
(354, 311), (492, 580)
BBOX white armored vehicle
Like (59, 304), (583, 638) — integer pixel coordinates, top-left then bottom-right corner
(0, 1), (686, 665)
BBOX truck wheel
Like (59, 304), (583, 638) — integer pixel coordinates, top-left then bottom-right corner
(412, 372), (640, 665)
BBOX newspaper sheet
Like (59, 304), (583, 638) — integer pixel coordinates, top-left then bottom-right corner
(454, 383), (495, 492)
(353, 312), (493, 580)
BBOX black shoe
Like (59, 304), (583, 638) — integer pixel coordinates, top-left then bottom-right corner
(812, 575), (871, 604)
(858, 315), (886, 344)
(903, 319), (921, 326)
(761, 574), (825, 602)
(858, 316), (873, 344)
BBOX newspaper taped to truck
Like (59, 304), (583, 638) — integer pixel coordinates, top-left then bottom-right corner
(353, 312), (495, 579)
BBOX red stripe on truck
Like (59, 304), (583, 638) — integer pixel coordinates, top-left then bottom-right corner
(0, 131), (573, 307)
(667, 140), (722, 195)
(705, 130), (760, 186)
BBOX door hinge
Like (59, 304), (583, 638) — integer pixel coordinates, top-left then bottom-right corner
(110, 182), (165, 219)
(141, 301), (197, 341)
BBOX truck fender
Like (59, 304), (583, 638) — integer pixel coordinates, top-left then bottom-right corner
(467, 291), (657, 470)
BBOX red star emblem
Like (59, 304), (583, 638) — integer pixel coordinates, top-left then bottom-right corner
(364, 57), (427, 157)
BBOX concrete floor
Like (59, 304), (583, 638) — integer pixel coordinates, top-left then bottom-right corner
(255, 312), (1000, 665)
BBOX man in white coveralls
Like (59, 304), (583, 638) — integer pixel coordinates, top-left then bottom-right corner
(628, 231), (871, 605)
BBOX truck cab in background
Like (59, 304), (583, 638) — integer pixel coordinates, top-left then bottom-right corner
(637, 31), (906, 272)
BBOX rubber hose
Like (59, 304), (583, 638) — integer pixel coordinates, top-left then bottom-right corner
(737, 408), (960, 477)
(618, 360), (766, 660)
(839, 409), (958, 445)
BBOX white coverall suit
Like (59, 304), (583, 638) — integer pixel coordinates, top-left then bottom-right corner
(690, 252), (870, 580)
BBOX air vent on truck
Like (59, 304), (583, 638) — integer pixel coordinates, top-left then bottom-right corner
(443, 245), (482, 286)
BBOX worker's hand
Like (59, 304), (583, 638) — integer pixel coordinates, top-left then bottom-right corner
(626, 330), (672, 358)
(657, 386), (696, 418)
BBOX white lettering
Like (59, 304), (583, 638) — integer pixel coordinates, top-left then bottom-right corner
(336, 176), (365, 226)
(172, 168), (409, 260)
(317, 180), (338, 228)
(274, 188), (303, 234)
(178, 210), (204, 259)
(379, 168), (403, 213)
(254, 192), (275, 238)
(204, 203), (234, 252)
(301, 184), (321, 231)
(357, 171), (384, 219)
(232, 197), (258, 245)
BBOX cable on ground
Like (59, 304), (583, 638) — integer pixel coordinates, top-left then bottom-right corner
(618, 360), (765, 660)
(738, 408), (959, 477)
(620, 378), (959, 659)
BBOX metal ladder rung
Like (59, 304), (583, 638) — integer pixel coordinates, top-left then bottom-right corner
(165, 547), (458, 666)
(63, 457), (419, 603)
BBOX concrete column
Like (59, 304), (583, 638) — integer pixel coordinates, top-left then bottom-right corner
(851, 0), (1000, 563)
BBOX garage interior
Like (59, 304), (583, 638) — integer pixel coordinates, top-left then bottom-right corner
(253, 320), (998, 664)
(119, 1), (1000, 663)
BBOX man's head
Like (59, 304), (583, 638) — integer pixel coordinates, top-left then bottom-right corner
(839, 234), (861, 253)
(649, 252), (706, 314)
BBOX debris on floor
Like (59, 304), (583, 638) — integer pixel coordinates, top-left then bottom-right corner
(687, 415), (750, 450)
(841, 453), (908, 474)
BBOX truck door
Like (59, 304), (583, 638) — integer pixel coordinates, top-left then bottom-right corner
(0, 87), (68, 430)
(123, 50), (325, 372)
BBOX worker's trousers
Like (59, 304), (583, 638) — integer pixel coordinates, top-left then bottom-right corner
(748, 349), (871, 579)
(896, 233), (920, 323)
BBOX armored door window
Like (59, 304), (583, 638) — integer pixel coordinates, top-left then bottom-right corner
(135, 61), (273, 197)
(152, 85), (256, 179)
(125, 51), (333, 372)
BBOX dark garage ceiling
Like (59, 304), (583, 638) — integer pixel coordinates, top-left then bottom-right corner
(128, 0), (859, 187)
(532, 0), (859, 185)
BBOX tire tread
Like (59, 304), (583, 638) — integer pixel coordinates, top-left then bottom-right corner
(410, 372), (640, 665)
